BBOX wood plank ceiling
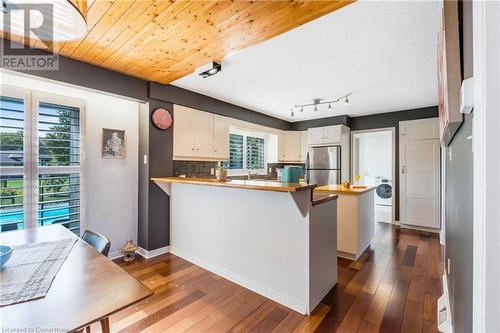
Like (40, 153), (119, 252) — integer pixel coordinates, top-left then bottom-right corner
(2, 0), (351, 84)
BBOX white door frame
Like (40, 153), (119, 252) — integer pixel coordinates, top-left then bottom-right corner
(350, 127), (396, 224)
(472, 1), (500, 332)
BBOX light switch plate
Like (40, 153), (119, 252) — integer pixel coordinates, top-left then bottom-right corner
(210, 168), (215, 175)
(143, 155), (148, 164)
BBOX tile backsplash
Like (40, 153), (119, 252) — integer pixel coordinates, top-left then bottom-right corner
(173, 161), (305, 179)
(173, 161), (217, 178)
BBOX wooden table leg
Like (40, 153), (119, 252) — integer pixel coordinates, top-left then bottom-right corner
(100, 317), (110, 333)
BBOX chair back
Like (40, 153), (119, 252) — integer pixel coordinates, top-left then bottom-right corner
(82, 230), (111, 257)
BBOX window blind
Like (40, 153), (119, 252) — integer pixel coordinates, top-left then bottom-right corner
(229, 133), (244, 169)
(38, 173), (80, 234)
(0, 175), (24, 232)
(0, 96), (25, 232)
(37, 101), (82, 234)
(246, 136), (265, 170)
(38, 102), (80, 167)
(0, 96), (24, 167)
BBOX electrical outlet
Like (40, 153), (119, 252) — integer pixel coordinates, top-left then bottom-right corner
(447, 258), (451, 275)
(269, 167), (272, 173)
(448, 148), (453, 162)
(210, 168), (215, 175)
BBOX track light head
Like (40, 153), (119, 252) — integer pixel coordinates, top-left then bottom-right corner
(344, 95), (350, 105)
(199, 61), (221, 78)
(328, 103), (332, 111)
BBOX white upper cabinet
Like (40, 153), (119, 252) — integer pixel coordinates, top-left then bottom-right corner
(173, 105), (195, 157)
(308, 125), (345, 145)
(300, 131), (308, 162)
(324, 125), (341, 144)
(213, 115), (229, 159)
(278, 131), (301, 162)
(173, 105), (228, 160)
(308, 127), (325, 145)
(285, 131), (301, 162)
(192, 109), (214, 158)
(399, 118), (439, 140)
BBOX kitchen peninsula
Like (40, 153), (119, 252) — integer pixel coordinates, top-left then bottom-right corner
(152, 177), (338, 314)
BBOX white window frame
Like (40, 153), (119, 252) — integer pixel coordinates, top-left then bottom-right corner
(0, 85), (86, 234)
(228, 127), (267, 176)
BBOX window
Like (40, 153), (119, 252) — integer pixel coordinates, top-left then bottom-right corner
(228, 128), (266, 175)
(0, 86), (84, 234)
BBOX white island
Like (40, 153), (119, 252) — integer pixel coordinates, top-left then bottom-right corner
(315, 185), (376, 260)
(152, 177), (338, 314)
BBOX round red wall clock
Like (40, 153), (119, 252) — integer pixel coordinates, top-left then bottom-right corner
(151, 107), (173, 130)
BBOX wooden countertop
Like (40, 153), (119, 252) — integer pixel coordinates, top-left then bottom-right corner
(311, 193), (339, 206)
(151, 177), (317, 193)
(314, 184), (376, 195)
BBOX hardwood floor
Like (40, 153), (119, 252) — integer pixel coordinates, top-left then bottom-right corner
(104, 223), (443, 333)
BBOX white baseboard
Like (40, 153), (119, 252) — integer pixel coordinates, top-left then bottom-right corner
(137, 245), (171, 259)
(169, 246), (307, 314)
(400, 223), (440, 234)
(108, 250), (124, 260)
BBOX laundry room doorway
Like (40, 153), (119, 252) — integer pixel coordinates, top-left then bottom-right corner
(351, 128), (396, 224)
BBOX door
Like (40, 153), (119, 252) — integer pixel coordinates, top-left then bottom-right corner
(173, 105), (193, 157)
(192, 110), (213, 157)
(307, 170), (340, 186)
(308, 146), (340, 169)
(323, 125), (341, 144)
(308, 127), (324, 145)
(400, 119), (440, 229)
(213, 114), (229, 159)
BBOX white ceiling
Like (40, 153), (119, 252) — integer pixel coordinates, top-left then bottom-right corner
(172, 0), (442, 122)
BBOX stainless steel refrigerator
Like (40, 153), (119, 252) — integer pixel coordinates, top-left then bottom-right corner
(306, 146), (341, 185)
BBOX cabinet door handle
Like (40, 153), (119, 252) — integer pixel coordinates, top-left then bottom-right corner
(196, 148), (199, 151)
(192, 148), (195, 151)
(401, 165), (405, 174)
(214, 149), (217, 152)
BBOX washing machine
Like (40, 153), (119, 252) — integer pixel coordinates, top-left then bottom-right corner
(375, 178), (392, 206)
(375, 177), (392, 223)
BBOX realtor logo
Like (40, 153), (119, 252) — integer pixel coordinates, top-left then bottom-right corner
(1, 1), (59, 70)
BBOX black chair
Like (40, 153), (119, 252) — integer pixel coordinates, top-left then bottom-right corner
(79, 230), (111, 333)
(82, 229), (111, 256)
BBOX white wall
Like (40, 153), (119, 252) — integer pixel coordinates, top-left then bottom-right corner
(2, 71), (140, 256)
(356, 131), (392, 182)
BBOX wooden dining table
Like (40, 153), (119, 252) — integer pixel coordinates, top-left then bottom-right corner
(0, 225), (152, 332)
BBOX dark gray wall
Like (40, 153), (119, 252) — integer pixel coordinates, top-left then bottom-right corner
(290, 115), (349, 131)
(445, 1), (473, 332)
(146, 101), (174, 250)
(149, 83), (290, 130)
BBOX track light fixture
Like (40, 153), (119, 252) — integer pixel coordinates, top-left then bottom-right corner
(199, 61), (222, 78)
(290, 93), (352, 117)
